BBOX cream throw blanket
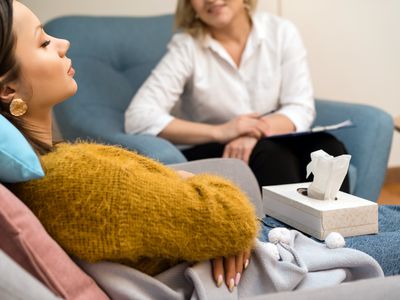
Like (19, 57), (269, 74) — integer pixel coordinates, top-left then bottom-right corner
(78, 230), (383, 300)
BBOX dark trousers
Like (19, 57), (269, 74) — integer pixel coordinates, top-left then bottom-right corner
(182, 132), (350, 193)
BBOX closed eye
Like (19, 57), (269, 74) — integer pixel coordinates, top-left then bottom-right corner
(41, 40), (51, 48)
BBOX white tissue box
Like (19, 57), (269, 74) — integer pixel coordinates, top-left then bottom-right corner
(262, 182), (378, 240)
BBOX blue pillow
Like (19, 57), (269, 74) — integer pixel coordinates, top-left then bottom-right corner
(0, 115), (44, 183)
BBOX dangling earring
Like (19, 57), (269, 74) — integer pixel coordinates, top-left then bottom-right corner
(9, 98), (28, 117)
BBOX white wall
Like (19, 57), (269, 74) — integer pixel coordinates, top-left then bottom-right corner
(22, 0), (178, 20)
(280, 0), (400, 167)
(21, 0), (279, 21)
(21, 0), (400, 166)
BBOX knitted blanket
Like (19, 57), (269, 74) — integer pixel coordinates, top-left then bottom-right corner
(78, 229), (383, 300)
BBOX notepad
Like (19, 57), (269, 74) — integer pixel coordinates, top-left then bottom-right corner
(311, 120), (354, 133)
(268, 120), (354, 138)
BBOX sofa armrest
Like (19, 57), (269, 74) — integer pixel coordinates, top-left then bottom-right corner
(169, 158), (264, 218)
(106, 133), (187, 164)
(315, 99), (393, 201)
(55, 104), (186, 164)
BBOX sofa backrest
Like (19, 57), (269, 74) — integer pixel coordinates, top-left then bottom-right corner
(45, 15), (174, 141)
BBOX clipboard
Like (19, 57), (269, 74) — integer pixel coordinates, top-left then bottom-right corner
(268, 120), (354, 139)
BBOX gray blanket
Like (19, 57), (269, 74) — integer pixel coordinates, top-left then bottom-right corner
(78, 230), (383, 300)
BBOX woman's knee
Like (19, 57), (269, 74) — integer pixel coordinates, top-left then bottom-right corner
(250, 139), (294, 162)
(249, 140), (301, 185)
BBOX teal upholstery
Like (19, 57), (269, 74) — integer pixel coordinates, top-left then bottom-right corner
(314, 100), (393, 201)
(45, 15), (393, 201)
(46, 15), (186, 164)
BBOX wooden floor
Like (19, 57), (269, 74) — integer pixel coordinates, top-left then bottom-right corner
(378, 167), (400, 205)
(378, 183), (400, 205)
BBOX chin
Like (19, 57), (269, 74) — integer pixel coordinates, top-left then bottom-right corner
(68, 79), (78, 96)
(57, 82), (78, 104)
(71, 80), (78, 94)
(210, 17), (233, 29)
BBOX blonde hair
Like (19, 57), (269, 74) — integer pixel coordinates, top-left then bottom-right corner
(174, 0), (258, 37)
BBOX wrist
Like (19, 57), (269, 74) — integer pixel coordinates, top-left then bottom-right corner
(211, 124), (224, 143)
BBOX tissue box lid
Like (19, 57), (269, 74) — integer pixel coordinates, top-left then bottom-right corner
(262, 182), (378, 240)
(263, 183), (376, 213)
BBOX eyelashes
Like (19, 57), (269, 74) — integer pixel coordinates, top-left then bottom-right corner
(41, 40), (51, 48)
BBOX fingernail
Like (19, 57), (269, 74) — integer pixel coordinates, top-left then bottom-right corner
(229, 278), (235, 292)
(217, 275), (223, 287)
(235, 272), (241, 286)
(244, 259), (249, 269)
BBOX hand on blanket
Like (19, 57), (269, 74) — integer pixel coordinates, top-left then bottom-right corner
(211, 249), (251, 292)
(177, 168), (253, 292)
(158, 167), (257, 278)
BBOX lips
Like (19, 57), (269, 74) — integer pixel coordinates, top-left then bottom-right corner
(207, 3), (226, 14)
(67, 64), (75, 77)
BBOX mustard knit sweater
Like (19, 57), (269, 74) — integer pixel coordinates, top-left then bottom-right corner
(10, 143), (258, 275)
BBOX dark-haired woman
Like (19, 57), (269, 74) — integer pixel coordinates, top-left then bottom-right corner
(0, 0), (257, 291)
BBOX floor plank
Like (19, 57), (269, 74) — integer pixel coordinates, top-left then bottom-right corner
(378, 183), (400, 205)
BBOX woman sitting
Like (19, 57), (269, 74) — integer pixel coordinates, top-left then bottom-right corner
(125, 0), (350, 191)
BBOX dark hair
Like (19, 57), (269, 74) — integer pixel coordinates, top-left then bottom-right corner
(0, 0), (52, 155)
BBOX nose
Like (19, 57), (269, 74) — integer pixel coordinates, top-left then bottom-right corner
(56, 38), (70, 57)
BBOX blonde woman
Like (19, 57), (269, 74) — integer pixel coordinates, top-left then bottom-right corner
(125, 0), (350, 191)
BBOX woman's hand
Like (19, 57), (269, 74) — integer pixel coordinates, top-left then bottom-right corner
(259, 113), (295, 137)
(215, 114), (269, 144)
(178, 168), (252, 292)
(211, 250), (251, 292)
(222, 136), (258, 164)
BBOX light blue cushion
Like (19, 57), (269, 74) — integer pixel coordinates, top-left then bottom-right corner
(0, 115), (44, 183)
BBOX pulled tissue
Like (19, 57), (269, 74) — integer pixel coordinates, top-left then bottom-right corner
(306, 150), (351, 200)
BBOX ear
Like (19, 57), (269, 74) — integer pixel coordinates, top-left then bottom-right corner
(0, 84), (17, 104)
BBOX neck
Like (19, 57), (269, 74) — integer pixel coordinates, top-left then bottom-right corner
(22, 110), (53, 147)
(209, 10), (252, 45)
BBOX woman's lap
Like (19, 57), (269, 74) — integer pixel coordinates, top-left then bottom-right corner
(182, 132), (350, 192)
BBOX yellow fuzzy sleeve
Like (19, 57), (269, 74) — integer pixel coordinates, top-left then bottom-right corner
(10, 143), (258, 275)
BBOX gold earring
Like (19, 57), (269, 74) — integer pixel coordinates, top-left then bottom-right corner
(9, 98), (28, 117)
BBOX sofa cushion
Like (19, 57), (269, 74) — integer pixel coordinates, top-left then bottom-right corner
(0, 115), (44, 183)
(0, 183), (109, 300)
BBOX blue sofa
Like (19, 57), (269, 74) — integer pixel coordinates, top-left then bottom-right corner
(45, 15), (393, 202)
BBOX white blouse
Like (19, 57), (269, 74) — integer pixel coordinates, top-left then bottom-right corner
(125, 12), (315, 137)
